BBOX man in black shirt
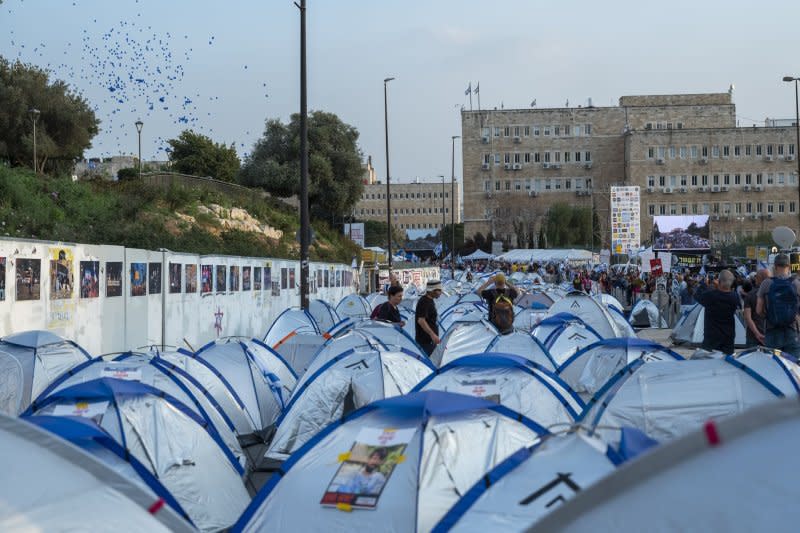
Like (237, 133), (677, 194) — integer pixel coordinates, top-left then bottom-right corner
(743, 268), (768, 346)
(415, 280), (442, 356)
(375, 285), (405, 326)
(477, 273), (519, 322)
(695, 269), (739, 355)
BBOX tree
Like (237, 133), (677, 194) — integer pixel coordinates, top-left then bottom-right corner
(544, 203), (593, 248)
(166, 130), (240, 182)
(239, 111), (364, 220)
(362, 219), (403, 249)
(436, 223), (464, 255)
(0, 57), (99, 174)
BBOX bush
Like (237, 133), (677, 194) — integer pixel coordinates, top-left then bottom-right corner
(117, 167), (139, 181)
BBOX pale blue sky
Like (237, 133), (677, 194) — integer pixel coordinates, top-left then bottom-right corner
(2, 0), (799, 182)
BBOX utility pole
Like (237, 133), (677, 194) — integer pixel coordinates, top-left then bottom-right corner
(296, 0), (310, 310)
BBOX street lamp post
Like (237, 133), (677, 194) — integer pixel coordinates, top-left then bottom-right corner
(384, 77), (395, 274)
(438, 174), (445, 260)
(451, 135), (460, 272)
(29, 108), (40, 173)
(297, 0), (311, 310)
(782, 76), (800, 227)
(134, 120), (143, 180)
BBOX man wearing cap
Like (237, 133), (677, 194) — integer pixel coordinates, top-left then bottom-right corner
(415, 280), (443, 356)
(757, 254), (800, 357)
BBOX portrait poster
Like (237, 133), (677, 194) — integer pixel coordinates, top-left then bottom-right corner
(0, 257), (6, 301)
(216, 265), (227, 292)
(243, 266), (251, 291)
(185, 264), (198, 293)
(281, 268), (288, 290)
(53, 400), (109, 425)
(320, 427), (415, 510)
(169, 263), (182, 294)
(50, 248), (74, 300)
(264, 263), (272, 287)
(201, 265), (213, 293)
(79, 261), (100, 298)
(16, 258), (41, 301)
(253, 267), (262, 290)
(289, 268), (296, 289)
(130, 263), (147, 297)
(317, 270), (323, 288)
(230, 266), (240, 292)
(271, 281), (281, 297)
(148, 262), (162, 295)
(106, 262), (122, 297)
(324, 269), (330, 288)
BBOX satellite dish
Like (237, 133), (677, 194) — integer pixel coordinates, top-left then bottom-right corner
(772, 226), (796, 250)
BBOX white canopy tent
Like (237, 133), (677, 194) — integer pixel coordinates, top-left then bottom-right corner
(496, 249), (592, 264)
(463, 249), (495, 261)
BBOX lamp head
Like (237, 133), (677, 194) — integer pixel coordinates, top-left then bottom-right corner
(135, 120), (143, 133)
(783, 76), (796, 82)
(29, 108), (40, 118)
(384, 77), (395, 83)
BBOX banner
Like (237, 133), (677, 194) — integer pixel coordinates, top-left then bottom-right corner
(610, 186), (641, 255)
(344, 223), (365, 247)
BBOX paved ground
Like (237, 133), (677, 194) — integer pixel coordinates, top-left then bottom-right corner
(636, 326), (695, 357)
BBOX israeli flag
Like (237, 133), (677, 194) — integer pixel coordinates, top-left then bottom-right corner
(759, 260), (769, 270)
(434, 242), (443, 256)
(699, 266), (706, 276)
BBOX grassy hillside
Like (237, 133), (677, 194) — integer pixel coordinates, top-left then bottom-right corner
(0, 166), (359, 262)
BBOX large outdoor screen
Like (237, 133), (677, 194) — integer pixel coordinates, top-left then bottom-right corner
(653, 215), (710, 251)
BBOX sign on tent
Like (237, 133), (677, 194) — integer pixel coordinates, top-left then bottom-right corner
(453, 379), (500, 403)
(321, 427), (415, 510)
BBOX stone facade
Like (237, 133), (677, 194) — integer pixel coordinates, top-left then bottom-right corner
(356, 179), (461, 233)
(462, 91), (800, 248)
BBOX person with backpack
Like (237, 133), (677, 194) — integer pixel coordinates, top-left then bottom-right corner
(478, 273), (519, 334)
(371, 285), (405, 326)
(694, 269), (740, 355)
(756, 254), (800, 357)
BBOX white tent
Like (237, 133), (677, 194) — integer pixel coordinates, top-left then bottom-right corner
(264, 348), (434, 462)
(335, 294), (372, 319)
(434, 431), (619, 532)
(309, 299), (341, 333)
(557, 338), (683, 400)
(237, 391), (547, 533)
(496, 249), (592, 264)
(533, 314), (603, 368)
(339, 320), (424, 356)
(546, 292), (622, 339)
(264, 308), (321, 349)
(0, 330), (91, 416)
(440, 303), (487, 332)
(27, 378), (250, 532)
(194, 338), (297, 437)
(412, 354), (582, 427)
(32, 354), (246, 471)
(486, 331), (557, 370)
(532, 399), (800, 532)
(512, 305), (551, 333)
(605, 306), (638, 338)
(0, 414), (192, 532)
(670, 303), (747, 348)
(579, 349), (800, 447)
(628, 299), (667, 328)
(596, 293), (624, 313)
(463, 249), (495, 261)
(431, 320), (498, 367)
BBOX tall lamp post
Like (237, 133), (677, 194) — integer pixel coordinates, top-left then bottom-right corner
(783, 76), (800, 227)
(451, 135), (461, 271)
(296, 0), (310, 310)
(438, 174), (446, 260)
(134, 120), (143, 180)
(29, 108), (40, 174)
(384, 76), (395, 274)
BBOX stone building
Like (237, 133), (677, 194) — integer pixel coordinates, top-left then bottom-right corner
(461, 91), (799, 248)
(356, 177), (461, 234)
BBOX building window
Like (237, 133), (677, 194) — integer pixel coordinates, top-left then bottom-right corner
(554, 125), (560, 136)
(524, 153), (531, 163)
(692, 204), (699, 214)
(767, 144), (774, 156)
(564, 152), (571, 163)
(484, 180), (491, 192)
(565, 179), (572, 190)
(544, 152), (551, 163)
(670, 204), (677, 215)
(505, 181), (511, 191)
(757, 202), (763, 214)
(779, 202), (786, 213)
(575, 152), (582, 162)
(544, 126), (551, 136)
(791, 202), (797, 214)
(712, 146), (720, 158)
(545, 179), (552, 190)
(504, 153), (511, 164)
(585, 151), (591, 162)
(790, 144), (796, 155)
(514, 153), (521, 164)
(745, 144), (752, 156)
(779, 173), (786, 185)
(768, 203), (775, 213)
(524, 126), (530, 137)
(659, 176), (666, 187)
(585, 124), (592, 135)
(659, 205), (667, 215)
(756, 173), (763, 185)
(701, 175), (708, 186)
(513, 126), (520, 137)
(515, 180), (521, 190)
(648, 176), (655, 187)
(534, 126), (540, 136)
(504, 126), (511, 137)
(735, 203), (742, 214)
(756, 144), (762, 156)
(723, 145), (730, 157)
(555, 179), (562, 190)
(669, 175), (677, 187)
(563, 125), (571, 136)
(778, 144), (785, 156)
(494, 127), (501, 137)
(702, 146), (708, 158)
(534, 152), (541, 163)
(554, 152), (561, 163)
(495, 181), (500, 191)
(658, 146), (666, 158)
(681, 204), (688, 214)
(680, 146), (687, 159)
(494, 154), (501, 164)
(677, 122), (683, 129)
(691, 146), (698, 159)
(712, 175), (719, 186)
(648, 147), (655, 159)
(648, 204), (655, 216)
(691, 175), (698, 186)
(767, 173), (774, 185)
(670, 146), (677, 159)
(680, 175), (688, 186)
(791, 173), (798, 185)
(702, 203), (710, 215)
(734, 145), (740, 157)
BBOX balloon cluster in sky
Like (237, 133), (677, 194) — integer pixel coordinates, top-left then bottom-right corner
(2, 0), (267, 160)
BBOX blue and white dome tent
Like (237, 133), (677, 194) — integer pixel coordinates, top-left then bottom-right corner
(486, 331), (557, 370)
(546, 292), (625, 339)
(532, 398), (800, 533)
(431, 320), (498, 367)
(235, 391), (548, 533)
(533, 313), (603, 368)
(0, 330), (92, 416)
(262, 347), (434, 464)
(264, 308), (326, 374)
(24, 378), (251, 532)
(412, 354), (582, 428)
(194, 337), (297, 441)
(335, 294), (372, 319)
(31, 353), (246, 471)
(0, 414), (193, 532)
(578, 348), (800, 447)
(670, 302), (747, 348)
(557, 338), (683, 400)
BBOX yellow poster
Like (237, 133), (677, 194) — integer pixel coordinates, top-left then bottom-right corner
(49, 247), (74, 300)
(746, 246), (756, 260)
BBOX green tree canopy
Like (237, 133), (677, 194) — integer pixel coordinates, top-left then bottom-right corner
(545, 203), (594, 248)
(239, 111), (364, 220)
(0, 57), (99, 174)
(166, 130), (240, 182)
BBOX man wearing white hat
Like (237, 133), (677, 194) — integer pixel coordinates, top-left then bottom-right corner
(415, 280), (443, 356)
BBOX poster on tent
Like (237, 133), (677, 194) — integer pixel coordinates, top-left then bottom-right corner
(169, 263), (182, 294)
(148, 262), (162, 295)
(106, 261), (122, 297)
(79, 260), (100, 298)
(53, 400), (109, 425)
(451, 378), (501, 403)
(321, 427), (416, 510)
(0, 257), (5, 301)
(49, 247), (74, 300)
(201, 265), (213, 294)
(610, 186), (641, 256)
(130, 263), (147, 297)
(653, 215), (710, 252)
(185, 264), (198, 293)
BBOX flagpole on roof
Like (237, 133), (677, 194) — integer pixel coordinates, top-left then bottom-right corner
(466, 82), (472, 111)
(475, 82), (480, 112)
